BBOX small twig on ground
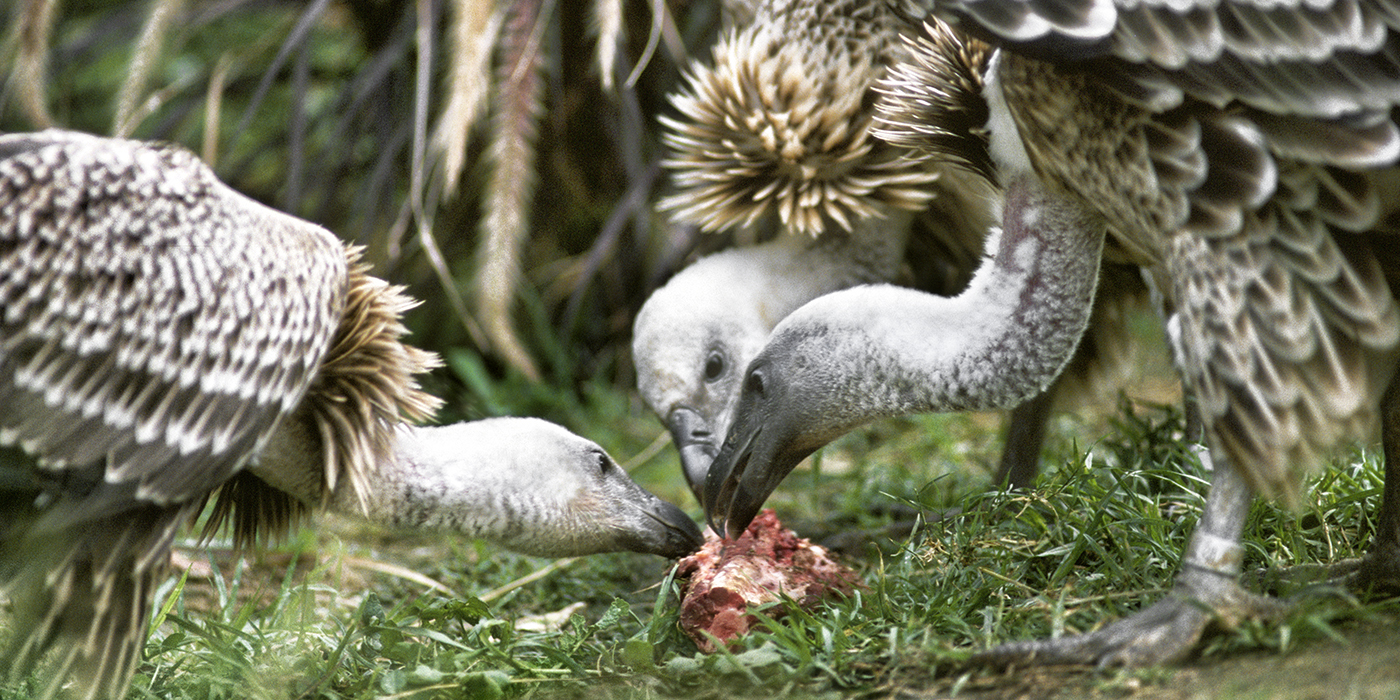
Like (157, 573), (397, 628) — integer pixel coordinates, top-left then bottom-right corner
(481, 557), (579, 603)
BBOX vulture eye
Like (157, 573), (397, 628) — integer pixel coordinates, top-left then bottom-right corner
(745, 369), (765, 397)
(703, 351), (726, 381)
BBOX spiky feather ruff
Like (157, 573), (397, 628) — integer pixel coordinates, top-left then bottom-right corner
(203, 246), (443, 551)
(658, 0), (940, 236)
(873, 19), (995, 185)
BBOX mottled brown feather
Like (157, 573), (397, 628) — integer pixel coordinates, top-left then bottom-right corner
(658, 0), (940, 236)
(0, 130), (441, 700)
(888, 0), (1400, 501)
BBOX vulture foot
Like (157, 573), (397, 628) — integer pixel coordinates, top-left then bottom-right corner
(974, 566), (1287, 669)
(1355, 542), (1400, 593)
(1241, 559), (1361, 596)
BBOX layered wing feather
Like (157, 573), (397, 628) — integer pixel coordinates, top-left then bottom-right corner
(0, 130), (345, 520)
(936, 0), (1400, 123)
(890, 1), (1400, 499)
(0, 130), (347, 699)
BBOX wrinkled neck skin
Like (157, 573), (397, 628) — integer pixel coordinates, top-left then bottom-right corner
(767, 173), (1105, 442)
(797, 47), (1105, 427)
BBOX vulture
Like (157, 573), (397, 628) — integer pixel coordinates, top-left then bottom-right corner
(634, 0), (1147, 502)
(704, 0), (1400, 667)
(0, 130), (702, 700)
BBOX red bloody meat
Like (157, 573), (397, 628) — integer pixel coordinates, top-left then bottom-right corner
(676, 509), (863, 652)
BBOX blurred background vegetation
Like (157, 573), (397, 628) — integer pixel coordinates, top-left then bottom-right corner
(1, 0), (731, 429)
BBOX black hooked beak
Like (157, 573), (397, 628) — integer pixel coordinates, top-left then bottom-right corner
(702, 363), (816, 540)
(634, 496), (705, 558)
(624, 492), (705, 557)
(702, 421), (758, 538)
(702, 414), (811, 540)
(667, 406), (718, 503)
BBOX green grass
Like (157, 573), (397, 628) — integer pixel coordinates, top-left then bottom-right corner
(4, 375), (1393, 700)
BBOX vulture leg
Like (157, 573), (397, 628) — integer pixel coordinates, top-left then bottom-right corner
(994, 384), (1055, 490)
(976, 455), (1286, 667)
(1357, 371), (1400, 592)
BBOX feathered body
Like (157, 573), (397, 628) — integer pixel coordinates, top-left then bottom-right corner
(701, 0), (1400, 668)
(879, 9), (1400, 501)
(0, 130), (701, 700)
(0, 130), (434, 698)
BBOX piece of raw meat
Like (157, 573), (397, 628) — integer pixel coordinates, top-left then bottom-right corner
(676, 509), (863, 652)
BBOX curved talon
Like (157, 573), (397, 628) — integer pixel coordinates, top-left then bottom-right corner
(973, 581), (1290, 669)
(973, 594), (1214, 669)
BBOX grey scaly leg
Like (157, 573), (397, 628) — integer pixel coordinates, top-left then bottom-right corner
(975, 454), (1286, 667)
(1358, 372), (1400, 591)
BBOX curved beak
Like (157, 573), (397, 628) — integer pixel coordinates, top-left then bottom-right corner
(622, 493), (704, 558)
(667, 406), (718, 502)
(702, 407), (811, 540)
(702, 422), (757, 538)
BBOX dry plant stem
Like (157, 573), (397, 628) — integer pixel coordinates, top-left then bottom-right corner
(407, 0), (486, 348)
(592, 0), (625, 92)
(474, 0), (549, 381)
(170, 547), (462, 598)
(624, 0), (666, 89)
(114, 0), (184, 137)
(340, 555), (461, 597)
(11, 0), (57, 128)
(434, 0), (498, 193)
(232, 0), (330, 143)
(202, 54), (233, 164)
(480, 557), (579, 603)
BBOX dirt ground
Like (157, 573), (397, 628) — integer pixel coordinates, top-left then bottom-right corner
(893, 611), (1400, 700)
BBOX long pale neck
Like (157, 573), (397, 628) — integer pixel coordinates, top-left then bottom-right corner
(325, 424), (523, 539)
(254, 421), (536, 545)
(783, 174), (1104, 426)
(916, 175), (1103, 410)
